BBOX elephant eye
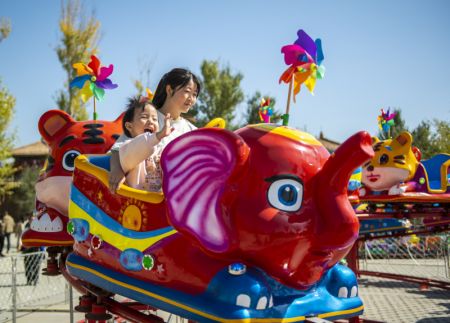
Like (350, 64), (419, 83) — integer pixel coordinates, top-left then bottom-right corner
(266, 176), (303, 212)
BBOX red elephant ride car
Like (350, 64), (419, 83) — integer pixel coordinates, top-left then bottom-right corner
(66, 123), (373, 322)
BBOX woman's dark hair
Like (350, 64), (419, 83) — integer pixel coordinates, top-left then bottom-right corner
(152, 68), (201, 109)
(122, 96), (154, 137)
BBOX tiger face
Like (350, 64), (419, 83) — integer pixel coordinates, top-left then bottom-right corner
(36, 109), (123, 215)
(361, 132), (419, 191)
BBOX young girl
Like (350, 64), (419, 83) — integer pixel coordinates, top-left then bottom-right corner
(108, 96), (173, 191)
(108, 68), (201, 192)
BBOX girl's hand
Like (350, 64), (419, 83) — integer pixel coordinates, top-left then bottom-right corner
(156, 113), (175, 141)
(109, 151), (125, 192)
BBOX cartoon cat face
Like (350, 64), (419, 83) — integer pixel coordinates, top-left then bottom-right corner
(361, 132), (419, 191)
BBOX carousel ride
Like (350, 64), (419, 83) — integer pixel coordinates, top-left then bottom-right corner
(20, 31), (449, 322)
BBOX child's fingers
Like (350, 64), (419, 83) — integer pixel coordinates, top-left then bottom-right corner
(109, 174), (124, 192)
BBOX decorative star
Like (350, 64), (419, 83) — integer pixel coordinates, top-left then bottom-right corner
(157, 264), (165, 274)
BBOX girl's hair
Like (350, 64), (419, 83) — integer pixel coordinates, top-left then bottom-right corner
(152, 68), (201, 109)
(122, 96), (154, 137)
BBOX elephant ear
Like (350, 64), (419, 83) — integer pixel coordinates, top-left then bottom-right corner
(161, 128), (249, 254)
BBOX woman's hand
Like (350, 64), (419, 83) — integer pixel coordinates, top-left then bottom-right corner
(109, 151), (125, 192)
(156, 113), (175, 141)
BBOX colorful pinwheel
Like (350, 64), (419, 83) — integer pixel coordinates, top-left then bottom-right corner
(259, 97), (274, 123)
(70, 55), (118, 120)
(377, 108), (397, 138)
(139, 88), (155, 104)
(70, 55), (118, 102)
(279, 30), (325, 100)
(279, 29), (325, 126)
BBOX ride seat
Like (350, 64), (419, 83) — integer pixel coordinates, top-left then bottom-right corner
(421, 154), (450, 192)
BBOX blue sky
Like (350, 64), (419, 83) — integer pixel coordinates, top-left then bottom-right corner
(1, 0), (449, 147)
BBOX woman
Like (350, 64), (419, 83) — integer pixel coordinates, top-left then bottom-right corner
(109, 68), (201, 192)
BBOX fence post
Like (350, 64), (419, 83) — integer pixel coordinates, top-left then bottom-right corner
(69, 284), (74, 323)
(445, 234), (450, 279)
(11, 256), (17, 323)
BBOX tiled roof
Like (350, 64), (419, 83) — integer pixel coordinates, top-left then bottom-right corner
(12, 141), (48, 157)
(317, 131), (340, 152)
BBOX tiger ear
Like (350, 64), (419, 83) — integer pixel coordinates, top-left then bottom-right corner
(394, 131), (413, 147)
(114, 112), (125, 125)
(38, 110), (75, 143)
(371, 136), (380, 144)
(412, 147), (421, 161)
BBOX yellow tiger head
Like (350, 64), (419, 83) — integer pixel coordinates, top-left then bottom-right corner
(361, 131), (419, 191)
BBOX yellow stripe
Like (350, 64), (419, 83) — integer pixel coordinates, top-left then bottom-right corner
(319, 305), (364, 319)
(69, 201), (177, 252)
(75, 155), (164, 204)
(67, 259), (307, 322)
(247, 124), (322, 146)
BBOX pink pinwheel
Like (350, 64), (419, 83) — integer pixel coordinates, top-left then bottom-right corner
(279, 30), (325, 101)
(70, 55), (118, 102)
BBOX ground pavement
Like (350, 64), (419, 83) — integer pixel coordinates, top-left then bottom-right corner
(2, 276), (447, 323)
(359, 276), (450, 322)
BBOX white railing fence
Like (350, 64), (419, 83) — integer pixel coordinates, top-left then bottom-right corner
(359, 233), (450, 282)
(0, 251), (70, 323)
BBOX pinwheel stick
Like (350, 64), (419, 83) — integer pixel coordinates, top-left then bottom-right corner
(282, 76), (294, 126)
(93, 97), (97, 121)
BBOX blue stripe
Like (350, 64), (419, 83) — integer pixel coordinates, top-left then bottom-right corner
(70, 185), (174, 239)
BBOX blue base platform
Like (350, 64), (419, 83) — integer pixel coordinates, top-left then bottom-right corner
(66, 253), (363, 322)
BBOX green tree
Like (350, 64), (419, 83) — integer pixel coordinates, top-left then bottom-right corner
(0, 18), (11, 43)
(409, 119), (450, 159)
(430, 119), (450, 155)
(0, 80), (17, 201)
(241, 91), (282, 127)
(193, 60), (244, 128)
(411, 121), (436, 159)
(6, 165), (40, 219)
(55, 0), (100, 120)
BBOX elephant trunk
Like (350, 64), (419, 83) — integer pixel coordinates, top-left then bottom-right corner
(314, 131), (373, 248)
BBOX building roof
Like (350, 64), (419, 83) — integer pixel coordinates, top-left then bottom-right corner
(12, 141), (48, 157)
(317, 131), (340, 152)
